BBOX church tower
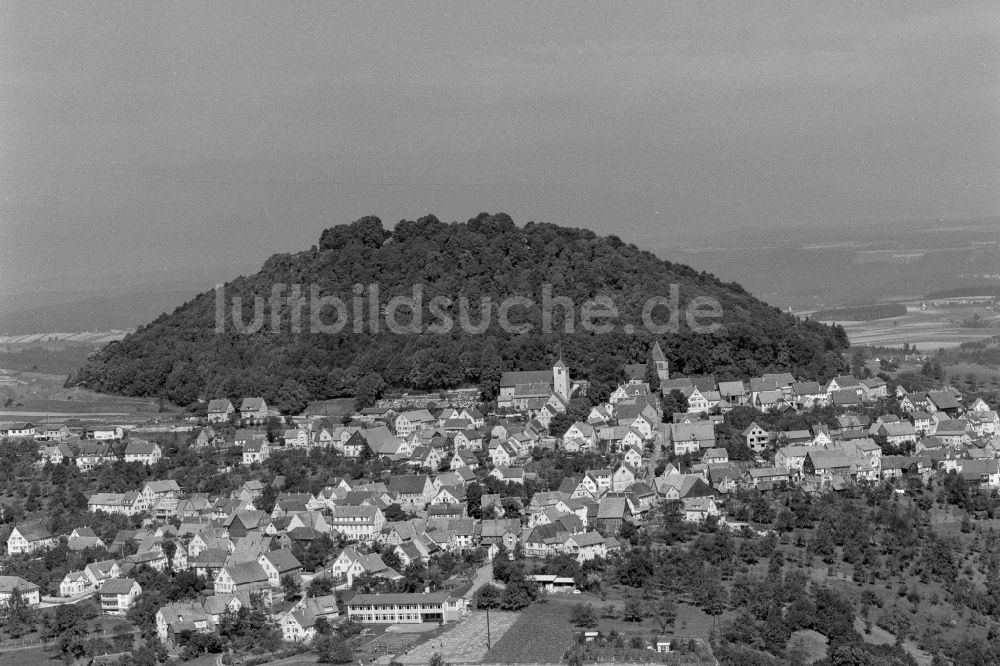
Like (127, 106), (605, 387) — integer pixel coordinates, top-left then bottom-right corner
(552, 359), (570, 401)
(651, 342), (669, 382)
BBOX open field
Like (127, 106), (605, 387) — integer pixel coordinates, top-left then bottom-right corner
(837, 313), (999, 350)
(799, 299), (1000, 350)
(487, 602), (576, 663)
(0, 645), (51, 665)
(0, 369), (172, 420)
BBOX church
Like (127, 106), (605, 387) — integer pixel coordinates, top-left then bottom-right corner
(497, 359), (573, 413)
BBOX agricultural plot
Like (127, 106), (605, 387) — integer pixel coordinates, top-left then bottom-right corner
(486, 602), (577, 663)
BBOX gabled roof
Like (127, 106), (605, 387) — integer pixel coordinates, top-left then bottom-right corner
(960, 459), (1000, 480)
(830, 389), (861, 406)
(223, 561), (269, 585)
(596, 497), (627, 519)
(718, 381), (746, 397)
(101, 578), (138, 595)
(791, 381), (822, 395)
(240, 398), (266, 411)
(208, 399), (233, 412)
(928, 391), (962, 410)
(262, 548), (302, 573)
(0, 575), (40, 593)
(670, 422), (715, 442)
(388, 475), (431, 495)
(763, 372), (796, 387)
(144, 480), (181, 493)
(13, 521), (53, 541)
(397, 409), (435, 423)
(567, 531), (605, 547)
(830, 375), (861, 388)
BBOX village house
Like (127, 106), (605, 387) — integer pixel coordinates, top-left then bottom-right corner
(207, 399), (235, 423)
(909, 411), (933, 435)
(328, 505), (385, 541)
(242, 438), (270, 465)
(7, 521), (56, 555)
(959, 459), (1000, 490)
(775, 446), (814, 475)
(489, 466), (526, 485)
(156, 601), (214, 645)
(0, 422), (35, 439)
(394, 410), (437, 437)
(449, 449), (479, 471)
(703, 448), (729, 465)
(563, 531), (607, 562)
(239, 397), (269, 423)
(387, 475), (436, 510)
(670, 422), (716, 455)
(279, 594), (340, 643)
(140, 480), (182, 511)
(36, 424), (73, 441)
(91, 425), (125, 441)
(927, 391), (962, 416)
(0, 576), (41, 607)
(257, 549), (303, 587)
(84, 560), (121, 589)
(213, 562), (271, 599)
(682, 496), (721, 523)
(742, 422), (772, 452)
(59, 570), (92, 597)
(325, 547), (397, 584)
(100, 578), (141, 615)
(878, 421), (917, 446)
(89, 492), (144, 516)
(40, 442), (74, 465)
(76, 441), (115, 470)
(488, 440), (517, 468)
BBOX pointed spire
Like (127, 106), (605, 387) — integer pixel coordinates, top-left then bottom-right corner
(651, 341), (666, 362)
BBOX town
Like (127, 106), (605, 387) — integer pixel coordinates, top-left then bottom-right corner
(1, 341), (998, 666)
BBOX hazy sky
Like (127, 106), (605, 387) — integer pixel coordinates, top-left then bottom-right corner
(2, 1), (998, 295)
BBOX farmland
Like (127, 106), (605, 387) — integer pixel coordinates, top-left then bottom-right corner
(810, 300), (1000, 350)
(486, 601), (578, 663)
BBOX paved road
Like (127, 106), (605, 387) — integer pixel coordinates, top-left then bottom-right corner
(466, 562), (494, 598)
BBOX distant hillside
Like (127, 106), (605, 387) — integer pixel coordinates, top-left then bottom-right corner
(812, 303), (908, 322)
(924, 286), (1000, 300)
(68, 214), (848, 411)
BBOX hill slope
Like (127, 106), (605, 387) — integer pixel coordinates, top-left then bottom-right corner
(68, 214), (848, 411)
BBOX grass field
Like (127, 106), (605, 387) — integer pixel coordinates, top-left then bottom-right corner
(0, 369), (169, 417)
(0, 645), (52, 666)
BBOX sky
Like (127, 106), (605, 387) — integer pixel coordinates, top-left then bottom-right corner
(1, 1), (998, 295)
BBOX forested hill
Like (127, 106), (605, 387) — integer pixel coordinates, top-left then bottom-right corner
(68, 214), (848, 412)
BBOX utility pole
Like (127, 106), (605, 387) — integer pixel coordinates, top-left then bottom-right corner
(486, 605), (491, 651)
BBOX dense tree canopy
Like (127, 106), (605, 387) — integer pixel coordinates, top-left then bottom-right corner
(69, 214), (847, 409)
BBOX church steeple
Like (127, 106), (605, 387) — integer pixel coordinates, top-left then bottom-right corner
(552, 358), (570, 400)
(651, 342), (669, 382)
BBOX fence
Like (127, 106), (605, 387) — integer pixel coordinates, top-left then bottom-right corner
(0, 637), (44, 651)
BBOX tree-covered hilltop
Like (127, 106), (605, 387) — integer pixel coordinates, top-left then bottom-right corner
(68, 213), (848, 411)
